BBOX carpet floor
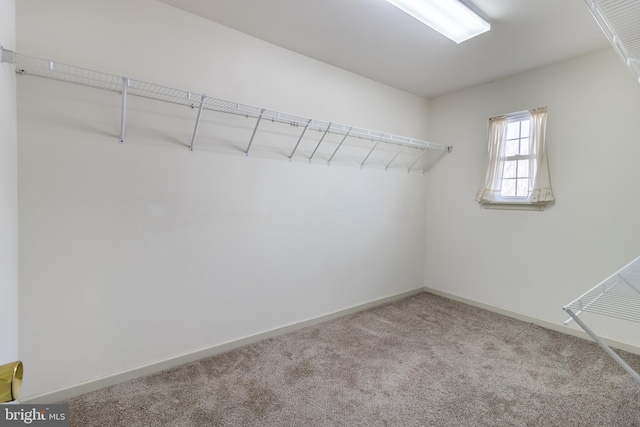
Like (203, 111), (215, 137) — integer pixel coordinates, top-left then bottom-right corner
(65, 292), (640, 426)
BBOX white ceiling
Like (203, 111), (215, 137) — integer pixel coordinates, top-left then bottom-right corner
(156, 0), (610, 98)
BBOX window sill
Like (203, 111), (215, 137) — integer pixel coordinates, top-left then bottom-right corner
(480, 201), (547, 211)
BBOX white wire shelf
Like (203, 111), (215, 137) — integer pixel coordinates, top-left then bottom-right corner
(2, 49), (451, 173)
(584, 0), (640, 85)
(564, 257), (640, 323)
(572, 1), (640, 379)
(563, 256), (640, 383)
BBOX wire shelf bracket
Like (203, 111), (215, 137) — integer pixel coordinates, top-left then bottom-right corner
(422, 146), (453, 174)
(563, 255), (640, 383)
(360, 134), (385, 169)
(385, 145), (405, 171)
(309, 123), (332, 163)
(9, 50), (452, 172)
(1, 46), (16, 64)
(327, 127), (352, 166)
(245, 109), (265, 157)
(119, 77), (129, 144)
(288, 119), (312, 161)
(189, 94), (206, 153)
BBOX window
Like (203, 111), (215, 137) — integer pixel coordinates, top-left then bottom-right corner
(501, 114), (531, 198)
(476, 107), (554, 209)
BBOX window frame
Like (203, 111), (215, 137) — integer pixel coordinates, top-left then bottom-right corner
(476, 107), (554, 211)
(496, 112), (534, 202)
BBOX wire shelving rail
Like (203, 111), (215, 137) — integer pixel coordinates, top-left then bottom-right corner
(584, 0), (640, 85)
(1, 48), (451, 173)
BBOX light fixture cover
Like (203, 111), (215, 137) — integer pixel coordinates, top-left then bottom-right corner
(385, 0), (490, 43)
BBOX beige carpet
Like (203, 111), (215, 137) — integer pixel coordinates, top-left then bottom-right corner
(65, 292), (640, 426)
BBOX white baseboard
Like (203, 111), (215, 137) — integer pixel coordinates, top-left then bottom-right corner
(424, 286), (640, 357)
(21, 287), (425, 404)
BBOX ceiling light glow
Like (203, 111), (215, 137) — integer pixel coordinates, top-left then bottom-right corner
(385, 0), (490, 43)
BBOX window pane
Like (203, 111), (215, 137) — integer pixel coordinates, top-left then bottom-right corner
(519, 138), (530, 155)
(505, 139), (519, 156)
(520, 119), (530, 138)
(506, 121), (520, 140)
(516, 178), (529, 197)
(517, 160), (529, 178)
(501, 179), (516, 197)
(503, 160), (516, 178)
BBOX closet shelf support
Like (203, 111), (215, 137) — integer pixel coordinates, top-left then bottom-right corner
(245, 109), (265, 157)
(190, 94), (206, 153)
(289, 119), (312, 161)
(328, 127), (352, 165)
(408, 148), (429, 172)
(120, 77), (130, 144)
(385, 145), (405, 171)
(564, 307), (640, 383)
(423, 146), (452, 174)
(309, 123), (332, 163)
(361, 135), (384, 169)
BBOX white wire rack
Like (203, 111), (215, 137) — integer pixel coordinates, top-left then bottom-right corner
(1, 48), (451, 172)
(563, 256), (640, 383)
(584, 0), (640, 85)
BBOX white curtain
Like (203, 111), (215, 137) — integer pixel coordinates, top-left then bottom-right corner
(476, 107), (554, 204)
(527, 107), (555, 203)
(475, 115), (508, 203)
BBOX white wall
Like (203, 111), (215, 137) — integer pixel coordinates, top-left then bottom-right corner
(426, 48), (640, 349)
(0, 0), (18, 366)
(17, 0), (431, 399)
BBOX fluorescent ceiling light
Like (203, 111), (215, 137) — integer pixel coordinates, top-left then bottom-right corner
(385, 0), (490, 43)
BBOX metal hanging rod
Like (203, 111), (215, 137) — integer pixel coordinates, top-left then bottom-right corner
(4, 50), (452, 171)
